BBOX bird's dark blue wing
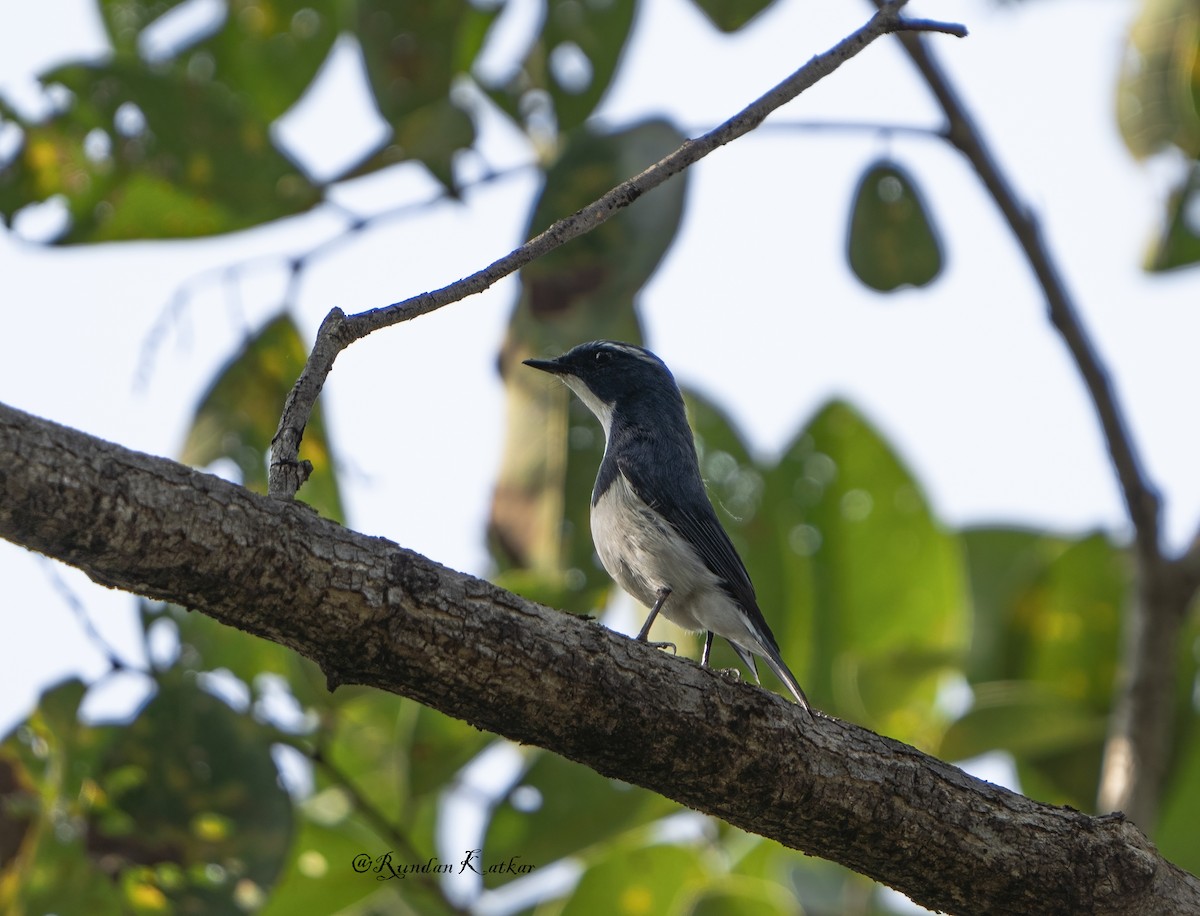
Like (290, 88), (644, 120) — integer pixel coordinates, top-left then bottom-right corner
(615, 451), (782, 653)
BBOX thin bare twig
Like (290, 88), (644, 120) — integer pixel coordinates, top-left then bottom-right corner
(267, 2), (967, 499)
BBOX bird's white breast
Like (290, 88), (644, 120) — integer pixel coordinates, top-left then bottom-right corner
(591, 472), (759, 646)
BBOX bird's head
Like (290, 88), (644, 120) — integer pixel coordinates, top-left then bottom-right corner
(524, 340), (680, 434)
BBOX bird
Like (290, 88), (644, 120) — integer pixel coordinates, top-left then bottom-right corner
(524, 340), (811, 712)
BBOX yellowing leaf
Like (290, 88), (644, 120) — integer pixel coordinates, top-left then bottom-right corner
(1116, 0), (1200, 159)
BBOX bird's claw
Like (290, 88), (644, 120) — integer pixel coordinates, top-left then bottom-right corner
(638, 639), (677, 655)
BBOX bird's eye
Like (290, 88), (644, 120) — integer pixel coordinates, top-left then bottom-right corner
(594, 350), (613, 364)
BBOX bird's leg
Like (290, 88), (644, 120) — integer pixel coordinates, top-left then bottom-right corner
(636, 587), (676, 654)
(702, 632), (744, 683)
(636, 587), (671, 639)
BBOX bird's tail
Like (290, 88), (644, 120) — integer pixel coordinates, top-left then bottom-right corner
(729, 639), (812, 714)
(760, 649), (813, 714)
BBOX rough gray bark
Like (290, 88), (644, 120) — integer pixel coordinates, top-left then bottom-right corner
(2, 400), (1198, 916)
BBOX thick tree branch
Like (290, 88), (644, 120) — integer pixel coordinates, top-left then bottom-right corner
(267, 3), (966, 499)
(3, 401), (1197, 916)
(874, 3), (1200, 833)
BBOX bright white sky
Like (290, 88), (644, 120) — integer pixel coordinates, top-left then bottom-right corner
(2, 0), (1197, 765)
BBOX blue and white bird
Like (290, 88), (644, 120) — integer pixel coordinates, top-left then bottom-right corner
(525, 340), (811, 712)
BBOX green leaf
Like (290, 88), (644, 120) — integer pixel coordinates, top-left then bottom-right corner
(688, 877), (798, 916)
(316, 693), (486, 855)
(194, 0), (342, 124)
(521, 120), (689, 319)
(959, 527), (1071, 684)
(764, 401), (969, 746)
(1144, 162), (1200, 271)
(683, 388), (788, 672)
(356, 0), (497, 188)
(731, 841), (895, 915)
(939, 682), (1107, 761)
(1012, 534), (1125, 710)
(181, 311), (343, 522)
(950, 530), (1128, 809)
(36, 677), (89, 739)
(1016, 744), (1108, 814)
(846, 160), (944, 293)
(401, 701), (492, 800)
(483, 0), (637, 136)
(0, 62), (320, 242)
(0, 679), (125, 916)
(390, 98), (474, 189)
(1142, 608), (1200, 868)
(98, 0), (342, 124)
(264, 758), (465, 916)
(1158, 710), (1200, 874)
(6, 1), (505, 233)
(89, 674), (294, 913)
(98, 1), (200, 57)
(961, 531), (1125, 708)
(2, 678), (109, 808)
(483, 752), (677, 887)
(147, 600), (332, 712)
(0, 752), (36, 903)
(1, 675), (294, 915)
(559, 841), (706, 916)
(0, 810), (125, 916)
(489, 568), (610, 619)
(257, 811), (377, 916)
(685, 391), (761, 534)
(687, 0), (782, 32)
(1116, 0), (1200, 159)
(323, 692), (411, 818)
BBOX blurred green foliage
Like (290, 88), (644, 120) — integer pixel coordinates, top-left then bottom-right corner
(481, 0), (637, 140)
(2, 0), (1199, 913)
(1116, 0), (1200, 269)
(0, 0), (494, 240)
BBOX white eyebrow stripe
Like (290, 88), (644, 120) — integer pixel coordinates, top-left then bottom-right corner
(601, 341), (660, 366)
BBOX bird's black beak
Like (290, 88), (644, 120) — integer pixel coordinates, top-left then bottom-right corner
(523, 357), (567, 375)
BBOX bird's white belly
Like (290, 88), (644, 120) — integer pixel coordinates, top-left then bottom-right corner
(591, 473), (757, 646)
